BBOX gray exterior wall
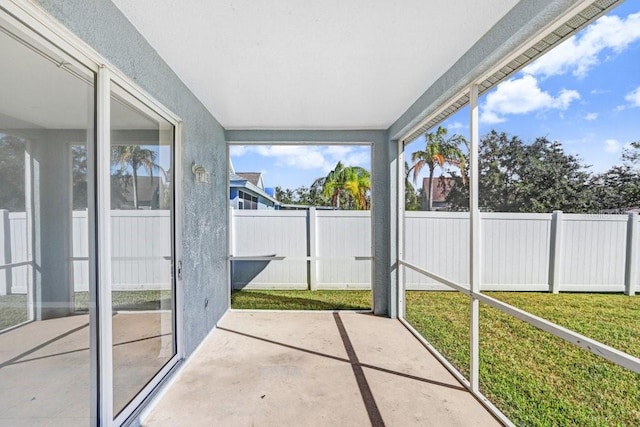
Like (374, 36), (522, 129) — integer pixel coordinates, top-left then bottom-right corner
(36, 0), (229, 356)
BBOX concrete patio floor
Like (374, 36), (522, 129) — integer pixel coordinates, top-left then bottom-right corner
(144, 311), (502, 426)
(0, 311), (173, 426)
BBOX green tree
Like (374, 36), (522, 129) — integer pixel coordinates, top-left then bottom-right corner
(591, 142), (640, 211)
(111, 145), (162, 209)
(72, 145), (88, 209)
(275, 186), (295, 204)
(409, 126), (466, 211)
(404, 161), (420, 211)
(318, 161), (371, 210)
(343, 166), (371, 209)
(446, 131), (595, 213)
(275, 185), (331, 207)
(0, 134), (26, 212)
(295, 185), (327, 206)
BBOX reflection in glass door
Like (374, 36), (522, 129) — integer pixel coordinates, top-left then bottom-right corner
(110, 84), (176, 415)
(0, 17), (96, 426)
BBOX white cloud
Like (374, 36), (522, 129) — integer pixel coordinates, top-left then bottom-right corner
(447, 121), (465, 130)
(604, 139), (621, 153)
(583, 112), (598, 121)
(524, 12), (640, 79)
(625, 86), (640, 107)
(252, 146), (331, 171)
(343, 151), (370, 167)
(229, 145), (249, 156)
(324, 146), (354, 157)
(480, 75), (580, 124)
(230, 145), (369, 174)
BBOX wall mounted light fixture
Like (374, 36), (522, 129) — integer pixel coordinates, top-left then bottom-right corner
(191, 162), (210, 184)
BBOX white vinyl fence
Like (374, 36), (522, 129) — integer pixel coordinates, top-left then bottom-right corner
(230, 209), (372, 290)
(0, 209), (171, 295)
(0, 211), (30, 295)
(404, 211), (639, 293)
(2, 209), (638, 294)
(230, 209), (638, 293)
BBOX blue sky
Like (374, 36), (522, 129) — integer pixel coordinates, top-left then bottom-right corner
(230, 144), (371, 189)
(232, 2), (640, 190)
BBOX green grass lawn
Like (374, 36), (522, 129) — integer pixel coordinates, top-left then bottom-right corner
(0, 294), (29, 330)
(231, 289), (371, 310)
(405, 291), (640, 427)
(0, 290), (172, 330)
(233, 289), (640, 426)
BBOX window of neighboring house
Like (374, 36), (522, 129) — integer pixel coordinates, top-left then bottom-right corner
(239, 190), (258, 209)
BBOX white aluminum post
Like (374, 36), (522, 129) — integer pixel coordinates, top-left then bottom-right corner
(549, 210), (564, 293)
(86, 81), (99, 426)
(397, 141), (406, 318)
(625, 213), (637, 296)
(97, 66), (114, 425)
(25, 148), (35, 321)
(308, 207), (317, 290)
(469, 84), (481, 393)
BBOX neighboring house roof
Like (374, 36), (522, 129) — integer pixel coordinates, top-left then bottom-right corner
(236, 172), (263, 189)
(421, 177), (455, 203)
(230, 172), (279, 206)
(229, 172), (247, 182)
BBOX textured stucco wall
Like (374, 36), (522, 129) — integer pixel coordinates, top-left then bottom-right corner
(35, 0), (229, 356)
(226, 130), (392, 315)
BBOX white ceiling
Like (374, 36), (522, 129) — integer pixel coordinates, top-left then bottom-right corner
(112, 0), (520, 130)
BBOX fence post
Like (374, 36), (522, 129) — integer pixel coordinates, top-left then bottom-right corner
(308, 207), (317, 290)
(549, 210), (563, 294)
(0, 210), (11, 295)
(625, 213), (637, 296)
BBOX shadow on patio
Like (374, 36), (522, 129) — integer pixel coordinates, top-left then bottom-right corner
(143, 311), (501, 426)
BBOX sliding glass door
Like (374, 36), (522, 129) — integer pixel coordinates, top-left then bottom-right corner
(0, 14), (97, 425)
(0, 8), (181, 425)
(110, 84), (176, 416)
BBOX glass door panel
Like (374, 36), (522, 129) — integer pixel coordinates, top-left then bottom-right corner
(110, 84), (176, 415)
(0, 20), (96, 425)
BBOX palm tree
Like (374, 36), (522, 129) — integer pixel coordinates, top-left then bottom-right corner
(319, 162), (371, 209)
(409, 126), (466, 211)
(320, 161), (347, 208)
(343, 166), (371, 210)
(404, 161), (420, 210)
(111, 145), (162, 209)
